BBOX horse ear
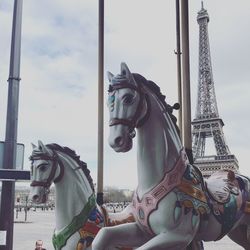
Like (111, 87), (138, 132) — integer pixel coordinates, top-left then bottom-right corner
(31, 143), (36, 149)
(38, 140), (52, 156)
(107, 71), (114, 83)
(121, 62), (131, 77)
(120, 62), (137, 86)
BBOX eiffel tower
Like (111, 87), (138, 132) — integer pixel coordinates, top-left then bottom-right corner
(191, 2), (239, 178)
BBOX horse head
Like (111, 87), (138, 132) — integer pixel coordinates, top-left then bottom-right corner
(107, 62), (149, 152)
(29, 140), (64, 204)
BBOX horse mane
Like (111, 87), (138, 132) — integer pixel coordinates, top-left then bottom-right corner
(46, 143), (95, 192)
(132, 73), (180, 136)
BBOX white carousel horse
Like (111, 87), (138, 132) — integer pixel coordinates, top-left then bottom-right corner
(29, 141), (134, 250)
(92, 62), (250, 250)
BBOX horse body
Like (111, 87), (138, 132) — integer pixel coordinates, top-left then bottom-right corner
(92, 62), (250, 250)
(29, 141), (134, 250)
(54, 152), (93, 232)
(132, 89), (195, 239)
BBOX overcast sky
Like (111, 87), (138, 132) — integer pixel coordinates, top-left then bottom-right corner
(0, 0), (249, 189)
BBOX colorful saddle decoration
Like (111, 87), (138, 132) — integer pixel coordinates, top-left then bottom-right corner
(204, 170), (250, 239)
(77, 206), (105, 249)
(205, 170), (240, 203)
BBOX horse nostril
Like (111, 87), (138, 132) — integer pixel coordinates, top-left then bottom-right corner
(32, 195), (39, 201)
(114, 136), (123, 146)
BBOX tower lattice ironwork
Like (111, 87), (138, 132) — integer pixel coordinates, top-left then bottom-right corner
(192, 3), (239, 178)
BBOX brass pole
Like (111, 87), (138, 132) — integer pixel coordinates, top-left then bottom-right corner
(180, 0), (193, 163)
(97, 0), (104, 205)
(175, 0), (183, 142)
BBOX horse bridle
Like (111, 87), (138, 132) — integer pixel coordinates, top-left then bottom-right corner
(30, 152), (64, 188)
(108, 81), (151, 133)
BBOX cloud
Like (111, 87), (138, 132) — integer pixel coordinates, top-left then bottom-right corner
(0, 0), (249, 189)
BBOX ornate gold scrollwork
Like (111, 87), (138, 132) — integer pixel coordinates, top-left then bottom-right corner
(178, 180), (207, 203)
(245, 201), (250, 213)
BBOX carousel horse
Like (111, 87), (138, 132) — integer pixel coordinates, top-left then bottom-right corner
(29, 141), (134, 250)
(92, 62), (250, 250)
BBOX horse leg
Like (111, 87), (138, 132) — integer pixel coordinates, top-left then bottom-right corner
(92, 222), (149, 250)
(134, 230), (195, 250)
(186, 240), (204, 250)
(228, 224), (250, 250)
(134, 211), (201, 250)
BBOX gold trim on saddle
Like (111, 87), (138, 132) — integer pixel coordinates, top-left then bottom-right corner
(245, 201), (250, 213)
(101, 205), (135, 226)
(178, 180), (207, 203)
(177, 199), (208, 216)
(107, 214), (135, 226)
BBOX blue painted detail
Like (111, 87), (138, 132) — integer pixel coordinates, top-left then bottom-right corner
(139, 208), (145, 220)
(88, 207), (104, 224)
(176, 188), (210, 214)
(108, 95), (115, 111)
(183, 165), (193, 181)
(108, 95), (115, 104)
(183, 164), (202, 184)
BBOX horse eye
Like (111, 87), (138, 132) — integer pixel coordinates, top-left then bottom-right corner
(123, 94), (134, 105)
(39, 164), (48, 172)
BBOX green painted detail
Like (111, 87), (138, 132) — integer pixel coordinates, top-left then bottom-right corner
(52, 193), (96, 250)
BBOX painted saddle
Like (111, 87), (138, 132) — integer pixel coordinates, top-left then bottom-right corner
(204, 169), (250, 239)
(178, 166), (250, 240)
(206, 170), (240, 203)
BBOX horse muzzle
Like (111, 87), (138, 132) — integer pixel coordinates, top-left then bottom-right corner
(109, 131), (133, 153)
(30, 187), (49, 204)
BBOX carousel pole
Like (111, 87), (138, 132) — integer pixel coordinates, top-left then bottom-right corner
(180, 4), (199, 248)
(0, 0), (23, 249)
(180, 0), (193, 164)
(97, 0), (104, 205)
(175, 0), (183, 142)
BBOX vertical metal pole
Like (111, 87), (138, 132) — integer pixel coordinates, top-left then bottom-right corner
(24, 196), (28, 222)
(175, 0), (183, 142)
(97, 0), (104, 205)
(0, 0), (23, 249)
(180, 0), (193, 163)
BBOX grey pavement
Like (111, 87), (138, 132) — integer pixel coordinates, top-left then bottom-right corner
(13, 209), (243, 250)
(14, 209), (54, 250)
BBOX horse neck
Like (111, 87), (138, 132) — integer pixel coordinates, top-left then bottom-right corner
(54, 153), (93, 231)
(136, 91), (182, 197)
